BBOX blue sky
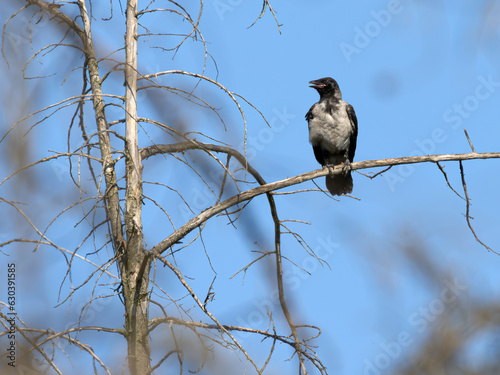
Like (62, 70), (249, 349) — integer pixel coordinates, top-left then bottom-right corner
(157, 1), (500, 373)
(2, 0), (500, 374)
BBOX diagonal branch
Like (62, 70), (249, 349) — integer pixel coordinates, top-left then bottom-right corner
(143, 141), (310, 372)
(25, 0), (86, 40)
(149, 151), (500, 255)
(435, 162), (465, 200)
(153, 253), (263, 374)
(145, 145), (500, 373)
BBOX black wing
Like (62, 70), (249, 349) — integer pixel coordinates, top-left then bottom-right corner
(305, 105), (314, 122)
(346, 104), (358, 162)
(312, 145), (326, 166)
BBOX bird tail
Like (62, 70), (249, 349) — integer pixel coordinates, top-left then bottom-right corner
(326, 172), (353, 196)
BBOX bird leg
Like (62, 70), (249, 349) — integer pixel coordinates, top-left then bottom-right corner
(325, 164), (336, 177)
(341, 159), (352, 174)
(321, 149), (337, 177)
(341, 150), (352, 174)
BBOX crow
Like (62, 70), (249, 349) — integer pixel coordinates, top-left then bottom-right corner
(305, 77), (358, 196)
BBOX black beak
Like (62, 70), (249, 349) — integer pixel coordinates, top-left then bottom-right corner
(309, 80), (326, 89)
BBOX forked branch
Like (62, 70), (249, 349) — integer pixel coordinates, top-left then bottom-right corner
(143, 140), (311, 373)
(145, 144), (500, 374)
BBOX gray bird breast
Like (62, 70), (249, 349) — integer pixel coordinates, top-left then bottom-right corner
(308, 100), (353, 154)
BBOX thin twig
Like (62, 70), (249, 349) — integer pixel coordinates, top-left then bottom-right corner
(459, 161), (495, 254)
(435, 162), (465, 200)
(362, 165), (393, 179)
(464, 129), (476, 153)
(153, 253), (263, 374)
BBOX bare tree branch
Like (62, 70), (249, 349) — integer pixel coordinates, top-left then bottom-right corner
(459, 161), (496, 254)
(149, 150), (500, 255)
(143, 140), (311, 372)
(3, 1), (499, 373)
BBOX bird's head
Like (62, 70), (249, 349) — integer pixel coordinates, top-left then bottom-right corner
(309, 77), (342, 99)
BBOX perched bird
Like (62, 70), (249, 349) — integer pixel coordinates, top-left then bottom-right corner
(305, 77), (358, 196)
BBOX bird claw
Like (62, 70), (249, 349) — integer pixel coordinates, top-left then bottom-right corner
(325, 164), (335, 177)
(341, 160), (352, 174)
(325, 160), (351, 176)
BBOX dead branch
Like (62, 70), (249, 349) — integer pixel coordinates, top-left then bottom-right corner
(435, 162), (464, 200)
(459, 161), (495, 253)
(149, 151), (500, 255)
(144, 143), (500, 373)
(4, 1), (499, 374)
(153, 252), (263, 374)
(143, 140), (311, 372)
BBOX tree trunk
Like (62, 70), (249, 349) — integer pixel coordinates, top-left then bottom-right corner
(123, 0), (152, 373)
